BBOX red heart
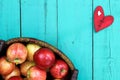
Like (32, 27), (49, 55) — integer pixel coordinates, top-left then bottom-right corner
(94, 6), (114, 32)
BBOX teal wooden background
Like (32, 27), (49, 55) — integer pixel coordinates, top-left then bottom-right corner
(0, 0), (120, 80)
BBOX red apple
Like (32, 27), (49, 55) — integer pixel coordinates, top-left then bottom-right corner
(3, 66), (21, 80)
(27, 66), (47, 80)
(50, 60), (69, 79)
(8, 76), (23, 80)
(33, 48), (55, 70)
(20, 61), (35, 76)
(7, 43), (28, 64)
(26, 43), (41, 61)
(0, 57), (15, 75)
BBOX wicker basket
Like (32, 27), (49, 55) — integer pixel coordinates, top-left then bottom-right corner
(0, 37), (78, 80)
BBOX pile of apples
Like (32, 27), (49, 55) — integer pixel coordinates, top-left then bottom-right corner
(0, 42), (69, 80)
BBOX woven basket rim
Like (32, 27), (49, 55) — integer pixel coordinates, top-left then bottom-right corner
(5, 37), (75, 70)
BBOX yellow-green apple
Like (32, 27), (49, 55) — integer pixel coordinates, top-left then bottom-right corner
(26, 43), (41, 61)
(20, 61), (35, 76)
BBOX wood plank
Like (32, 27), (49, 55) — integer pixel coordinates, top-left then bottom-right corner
(0, 0), (20, 40)
(44, 0), (58, 47)
(58, 0), (92, 80)
(93, 0), (114, 80)
(21, 0), (45, 41)
(106, 0), (120, 80)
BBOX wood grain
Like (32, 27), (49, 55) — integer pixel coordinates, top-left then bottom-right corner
(21, 0), (45, 40)
(0, 0), (20, 40)
(106, 0), (120, 80)
(44, 0), (58, 47)
(58, 0), (92, 79)
(93, 0), (117, 80)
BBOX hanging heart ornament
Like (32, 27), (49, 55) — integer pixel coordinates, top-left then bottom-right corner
(94, 6), (114, 32)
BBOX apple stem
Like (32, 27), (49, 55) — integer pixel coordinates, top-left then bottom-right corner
(61, 69), (66, 73)
(14, 58), (20, 65)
